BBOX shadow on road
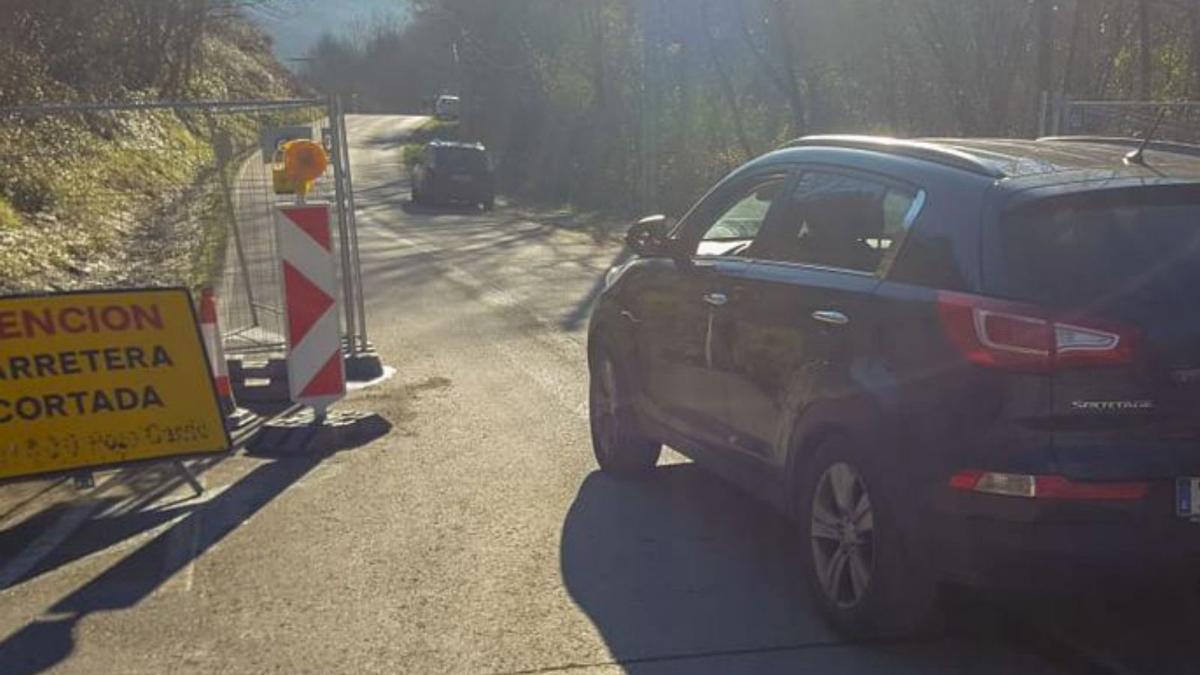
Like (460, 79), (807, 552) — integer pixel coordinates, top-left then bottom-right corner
(0, 480), (68, 525)
(0, 456), (229, 588)
(355, 178), (410, 203)
(0, 454), (226, 586)
(0, 413), (392, 675)
(0, 396), (303, 589)
(998, 584), (1200, 675)
(560, 465), (1070, 674)
(560, 464), (837, 673)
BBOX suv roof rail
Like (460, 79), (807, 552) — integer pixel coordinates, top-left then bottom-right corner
(1037, 135), (1200, 158)
(783, 134), (1004, 178)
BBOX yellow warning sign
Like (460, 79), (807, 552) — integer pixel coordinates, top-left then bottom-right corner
(0, 288), (230, 481)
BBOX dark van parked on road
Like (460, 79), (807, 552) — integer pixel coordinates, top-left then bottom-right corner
(587, 135), (1200, 637)
(411, 140), (495, 211)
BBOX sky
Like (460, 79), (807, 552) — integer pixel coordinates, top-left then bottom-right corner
(249, 0), (405, 63)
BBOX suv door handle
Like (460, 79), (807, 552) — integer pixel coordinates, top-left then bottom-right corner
(703, 292), (728, 307)
(812, 310), (849, 326)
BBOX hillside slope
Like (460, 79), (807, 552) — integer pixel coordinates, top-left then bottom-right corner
(0, 14), (301, 294)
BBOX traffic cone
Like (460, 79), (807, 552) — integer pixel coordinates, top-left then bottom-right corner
(199, 288), (250, 430)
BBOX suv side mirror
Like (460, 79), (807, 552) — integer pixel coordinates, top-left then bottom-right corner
(626, 215), (674, 257)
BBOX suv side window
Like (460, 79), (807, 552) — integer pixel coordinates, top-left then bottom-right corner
(752, 170), (923, 274)
(694, 174), (788, 258)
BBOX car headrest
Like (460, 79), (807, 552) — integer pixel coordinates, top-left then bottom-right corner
(803, 194), (883, 239)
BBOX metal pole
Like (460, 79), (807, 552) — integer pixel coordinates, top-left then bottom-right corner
(219, 155), (260, 327)
(637, 7), (650, 212)
(327, 96), (357, 350)
(638, 2), (661, 212)
(338, 100), (368, 351)
(1038, 90), (1049, 138)
(208, 119), (259, 327)
(173, 460), (205, 497)
(325, 102), (349, 265)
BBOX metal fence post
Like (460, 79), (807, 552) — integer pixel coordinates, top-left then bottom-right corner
(327, 95), (358, 352)
(1038, 90), (1049, 137)
(211, 124), (259, 327)
(337, 101), (368, 352)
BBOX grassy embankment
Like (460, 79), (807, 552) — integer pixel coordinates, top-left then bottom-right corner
(0, 21), (304, 295)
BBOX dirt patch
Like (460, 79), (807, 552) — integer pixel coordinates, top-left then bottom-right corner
(408, 376), (452, 393)
(344, 375), (453, 438)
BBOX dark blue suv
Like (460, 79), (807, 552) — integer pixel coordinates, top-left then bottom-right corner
(587, 135), (1200, 637)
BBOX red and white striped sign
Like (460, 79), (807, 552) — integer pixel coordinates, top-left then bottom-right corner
(275, 203), (345, 412)
(198, 287), (236, 416)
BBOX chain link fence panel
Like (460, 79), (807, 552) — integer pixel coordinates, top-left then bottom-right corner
(0, 99), (366, 363)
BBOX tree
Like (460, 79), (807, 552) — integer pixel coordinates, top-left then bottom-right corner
(1138, 0), (1153, 99)
(299, 0), (1200, 214)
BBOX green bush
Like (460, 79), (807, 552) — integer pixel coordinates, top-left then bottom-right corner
(403, 120), (461, 174)
(402, 143), (423, 168)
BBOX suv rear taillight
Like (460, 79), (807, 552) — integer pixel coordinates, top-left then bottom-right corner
(949, 470), (1148, 501)
(937, 292), (1138, 372)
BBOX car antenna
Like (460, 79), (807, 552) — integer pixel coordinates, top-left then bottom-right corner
(1124, 107), (1167, 165)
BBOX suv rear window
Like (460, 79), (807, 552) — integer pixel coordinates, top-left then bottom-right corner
(436, 147), (488, 172)
(990, 188), (1200, 311)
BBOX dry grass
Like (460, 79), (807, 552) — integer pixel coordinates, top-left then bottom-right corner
(0, 29), (303, 295)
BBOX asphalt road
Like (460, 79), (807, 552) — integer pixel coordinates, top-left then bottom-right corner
(0, 114), (1190, 674)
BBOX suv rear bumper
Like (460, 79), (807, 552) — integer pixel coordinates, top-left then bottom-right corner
(433, 177), (493, 203)
(926, 483), (1200, 589)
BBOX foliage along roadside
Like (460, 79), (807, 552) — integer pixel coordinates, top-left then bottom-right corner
(308, 1), (1200, 219)
(402, 118), (461, 168)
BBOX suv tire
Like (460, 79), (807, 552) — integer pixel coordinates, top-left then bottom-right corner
(797, 433), (938, 638)
(589, 345), (661, 476)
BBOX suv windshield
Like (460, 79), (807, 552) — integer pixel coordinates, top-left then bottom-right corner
(991, 189), (1200, 313)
